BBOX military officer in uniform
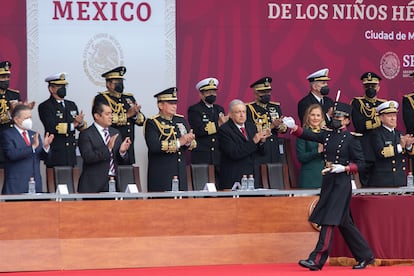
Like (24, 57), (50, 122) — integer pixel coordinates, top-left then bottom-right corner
(38, 72), (86, 168)
(283, 102), (374, 271)
(368, 100), (414, 187)
(144, 87), (197, 192)
(0, 61), (22, 166)
(93, 66), (145, 165)
(246, 77), (285, 187)
(298, 68), (334, 126)
(402, 72), (414, 172)
(187, 77), (227, 184)
(351, 72), (386, 187)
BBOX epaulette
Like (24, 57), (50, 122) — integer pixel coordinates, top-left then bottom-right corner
(175, 113), (184, 118)
(7, 88), (20, 93)
(149, 114), (160, 120)
(269, 101), (280, 105)
(99, 91), (109, 94)
(403, 93), (414, 98)
(350, 132), (363, 137)
(353, 96), (364, 100)
(246, 101), (255, 105)
(377, 98), (387, 102)
(123, 92), (134, 96)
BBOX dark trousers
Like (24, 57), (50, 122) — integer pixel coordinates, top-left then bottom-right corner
(308, 211), (374, 268)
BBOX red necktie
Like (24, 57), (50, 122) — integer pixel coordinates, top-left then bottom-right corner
(240, 127), (247, 139)
(22, 131), (30, 146)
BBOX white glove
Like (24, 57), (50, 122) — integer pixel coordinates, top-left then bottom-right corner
(330, 164), (346, 174)
(282, 116), (296, 129)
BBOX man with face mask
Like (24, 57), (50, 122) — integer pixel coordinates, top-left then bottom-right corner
(246, 77), (284, 187)
(93, 66), (145, 165)
(351, 72), (386, 187)
(402, 72), (414, 172)
(298, 68), (334, 126)
(38, 73), (86, 172)
(0, 61), (22, 167)
(187, 78), (226, 184)
(1, 104), (54, 194)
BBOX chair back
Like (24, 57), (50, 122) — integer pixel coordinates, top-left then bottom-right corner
(261, 163), (290, 190)
(54, 166), (76, 193)
(187, 164), (215, 191)
(117, 165), (141, 192)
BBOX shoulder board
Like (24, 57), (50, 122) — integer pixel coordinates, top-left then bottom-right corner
(350, 132), (363, 137)
(377, 98), (387, 102)
(246, 101), (255, 105)
(7, 88), (20, 93)
(403, 93), (414, 98)
(123, 92), (134, 96)
(99, 91), (109, 95)
(269, 101), (280, 105)
(148, 114), (160, 120)
(353, 96), (364, 100)
(175, 113), (184, 118)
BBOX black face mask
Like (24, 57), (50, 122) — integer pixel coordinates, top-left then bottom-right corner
(204, 95), (216, 104)
(320, 85), (330, 96)
(114, 82), (124, 93)
(331, 118), (342, 129)
(57, 86), (66, 98)
(259, 94), (271, 104)
(365, 87), (377, 98)
(0, 80), (10, 90)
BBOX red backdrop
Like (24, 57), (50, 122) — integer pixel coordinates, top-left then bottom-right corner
(0, 0), (27, 100)
(176, 0), (414, 126)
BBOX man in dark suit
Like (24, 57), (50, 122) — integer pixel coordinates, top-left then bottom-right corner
(144, 87), (197, 192)
(77, 102), (132, 193)
(218, 99), (270, 189)
(187, 77), (227, 183)
(1, 104), (54, 194)
(351, 72), (386, 187)
(38, 72), (86, 168)
(93, 66), (145, 165)
(368, 100), (414, 187)
(297, 68), (334, 126)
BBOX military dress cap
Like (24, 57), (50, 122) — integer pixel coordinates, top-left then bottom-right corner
(101, 66), (126, 80)
(154, 87), (178, 102)
(250, 76), (272, 91)
(44, 72), (68, 85)
(360, 72), (382, 84)
(307, 68), (331, 82)
(376, 100), (399, 115)
(0, 61), (11, 75)
(333, 102), (352, 117)
(196, 77), (219, 91)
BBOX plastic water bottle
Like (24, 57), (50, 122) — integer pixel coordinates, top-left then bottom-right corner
(108, 176), (116, 193)
(28, 177), (36, 194)
(407, 172), (413, 188)
(172, 175), (179, 192)
(241, 175), (248, 190)
(247, 174), (255, 190)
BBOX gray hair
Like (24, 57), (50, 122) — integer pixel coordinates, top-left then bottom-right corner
(228, 99), (245, 112)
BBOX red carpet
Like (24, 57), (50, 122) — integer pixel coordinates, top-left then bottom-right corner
(6, 264), (414, 276)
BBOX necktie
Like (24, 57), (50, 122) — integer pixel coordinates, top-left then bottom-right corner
(22, 131), (30, 146)
(58, 101), (65, 108)
(320, 98), (324, 105)
(240, 127), (247, 139)
(104, 128), (116, 176)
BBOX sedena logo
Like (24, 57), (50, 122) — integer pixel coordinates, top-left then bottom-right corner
(380, 51), (400, 80)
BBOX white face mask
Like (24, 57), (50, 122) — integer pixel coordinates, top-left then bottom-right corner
(21, 118), (33, 130)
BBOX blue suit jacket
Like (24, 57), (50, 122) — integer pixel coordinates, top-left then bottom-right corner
(1, 128), (47, 194)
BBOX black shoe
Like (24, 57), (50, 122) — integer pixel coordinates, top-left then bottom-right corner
(352, 257), (375, 269)
(298, 259), (320, 271)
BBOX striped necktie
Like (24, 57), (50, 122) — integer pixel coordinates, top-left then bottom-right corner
(103, 128), (116, 176)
